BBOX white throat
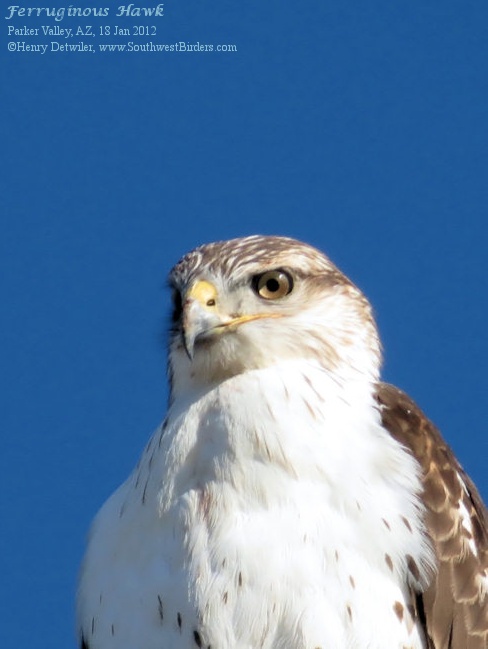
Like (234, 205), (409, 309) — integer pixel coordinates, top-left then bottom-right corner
(133, 362), (430, 647)
(78, 360), (432, 649)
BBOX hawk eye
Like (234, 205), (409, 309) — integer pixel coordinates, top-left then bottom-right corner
(171, 289), (183, 323)
(253, 270), (293, 300)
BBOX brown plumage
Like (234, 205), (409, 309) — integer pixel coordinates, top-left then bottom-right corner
(78, 235), (488, 649)
(376, 383), (488, 649)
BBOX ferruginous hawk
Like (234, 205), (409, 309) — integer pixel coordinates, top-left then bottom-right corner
(77, 235), (488, 649)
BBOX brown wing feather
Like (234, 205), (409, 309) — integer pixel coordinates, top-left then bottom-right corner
(376, 382), (488, 649)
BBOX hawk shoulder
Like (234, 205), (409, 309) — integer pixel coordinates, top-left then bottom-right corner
(376, 382), (488, 649)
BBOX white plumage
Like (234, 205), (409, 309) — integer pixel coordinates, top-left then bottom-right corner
(77, 235), (488, 649)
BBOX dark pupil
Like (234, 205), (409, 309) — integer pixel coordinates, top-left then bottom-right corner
(266, 278), (280, 293)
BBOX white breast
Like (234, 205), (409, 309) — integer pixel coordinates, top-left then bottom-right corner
(77, 362), (433, 649)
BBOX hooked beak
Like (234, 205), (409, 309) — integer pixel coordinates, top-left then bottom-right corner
(182, 280), (219, 359)
(181, 279), (281, 360)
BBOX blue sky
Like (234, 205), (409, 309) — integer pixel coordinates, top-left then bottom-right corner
(2, 2), (487, 647)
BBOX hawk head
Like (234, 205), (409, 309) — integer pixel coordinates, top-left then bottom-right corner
(168, 235), (381, 394)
